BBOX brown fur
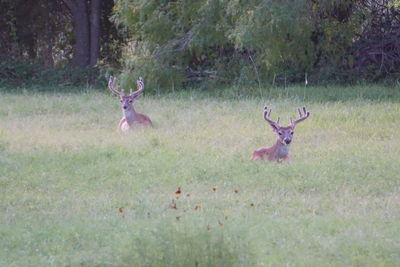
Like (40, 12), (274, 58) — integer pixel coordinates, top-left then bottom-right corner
(250, 106), (310, 163)
(108, 76), (152, 131)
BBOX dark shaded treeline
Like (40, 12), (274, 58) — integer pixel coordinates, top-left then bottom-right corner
(0, 0), (121, 67)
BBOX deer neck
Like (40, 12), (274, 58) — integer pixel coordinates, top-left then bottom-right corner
(273, 139), (291, 158)
(123, 107), (138, 123)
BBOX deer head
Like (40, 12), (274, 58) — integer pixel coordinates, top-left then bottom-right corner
(264, 106), (310, 145)
(108, 76), (144, 112)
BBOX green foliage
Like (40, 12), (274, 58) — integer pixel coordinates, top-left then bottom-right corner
(113, 0), (242, 90)
(113, 0), (399, 90)
(229, 0), (314, 76)
(0, 58), (100, 88)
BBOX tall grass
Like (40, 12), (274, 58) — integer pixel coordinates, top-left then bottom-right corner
(1, 85), (399, 266)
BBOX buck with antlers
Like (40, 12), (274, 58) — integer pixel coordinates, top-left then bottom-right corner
(108, 76), (152, 131)
(251, 106), (310, 162)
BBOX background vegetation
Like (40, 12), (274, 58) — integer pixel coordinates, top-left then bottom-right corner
(0, 0), (122, 87)
(1, 0), (400, 89)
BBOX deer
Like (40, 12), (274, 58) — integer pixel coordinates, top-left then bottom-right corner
(250, 106), (310, 163)
(108, 76), (152, 131)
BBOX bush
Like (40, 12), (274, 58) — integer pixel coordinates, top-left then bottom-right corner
(0, 58), (101, 89)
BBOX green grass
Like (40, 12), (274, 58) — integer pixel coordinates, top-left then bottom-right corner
(1, 85), (400, 266)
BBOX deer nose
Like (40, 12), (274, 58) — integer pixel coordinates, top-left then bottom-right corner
(123, 105), (128, 110)
(284, 139), (291, 144)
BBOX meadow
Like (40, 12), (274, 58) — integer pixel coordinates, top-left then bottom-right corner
(1, 85), (399, 266)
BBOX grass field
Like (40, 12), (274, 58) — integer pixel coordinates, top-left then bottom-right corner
(1, 85), (400, 266)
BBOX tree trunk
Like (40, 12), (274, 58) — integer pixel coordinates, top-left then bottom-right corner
(64, 0), (90, 68)
(41, 1), (54, 68)
(90, 0), (101, 66)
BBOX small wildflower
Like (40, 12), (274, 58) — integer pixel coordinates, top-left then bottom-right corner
(170, 200), (178, 210)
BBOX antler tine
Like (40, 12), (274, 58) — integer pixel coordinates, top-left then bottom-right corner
(292, 106), (310, 126)
(130, 77), (144, 97)
(108, 76), (123, 96)
(264, 106), (280, 127)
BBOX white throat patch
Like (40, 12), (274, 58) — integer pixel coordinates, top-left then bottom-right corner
(123, 109), (135, 119)
(277, 144), (290, 157)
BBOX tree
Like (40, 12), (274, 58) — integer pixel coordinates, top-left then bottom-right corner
(90, 0), (101, 66)
(63, 0), (90, 67)
(113, 0), (400, 89)
(0, 0), (122, 86)
(112, 0), (318, 89)
(62, 0), (102, 67)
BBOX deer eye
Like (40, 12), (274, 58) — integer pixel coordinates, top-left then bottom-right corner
(278, 132), (282, 135)
(290, 131), (294, 135)
(129, 100), (133, 103)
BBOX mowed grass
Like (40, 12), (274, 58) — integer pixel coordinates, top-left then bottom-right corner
(0, 85), (399, 266)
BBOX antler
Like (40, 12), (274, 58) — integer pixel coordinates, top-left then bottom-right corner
(130, 77), (144, 98)
(108, 76), (124, 96)
(264, 106), (280, 128)
(290, 107), (310, 127)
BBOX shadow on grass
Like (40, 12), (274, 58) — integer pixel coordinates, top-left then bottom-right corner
(118, 222), (255, 267)
(170, 84), (400, 103)
(0, 83), (399, 103)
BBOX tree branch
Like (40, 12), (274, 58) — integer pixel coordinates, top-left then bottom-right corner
(62, 0), (76, 12)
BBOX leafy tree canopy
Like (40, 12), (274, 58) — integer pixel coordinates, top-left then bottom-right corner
(113, 0), (400, 90)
